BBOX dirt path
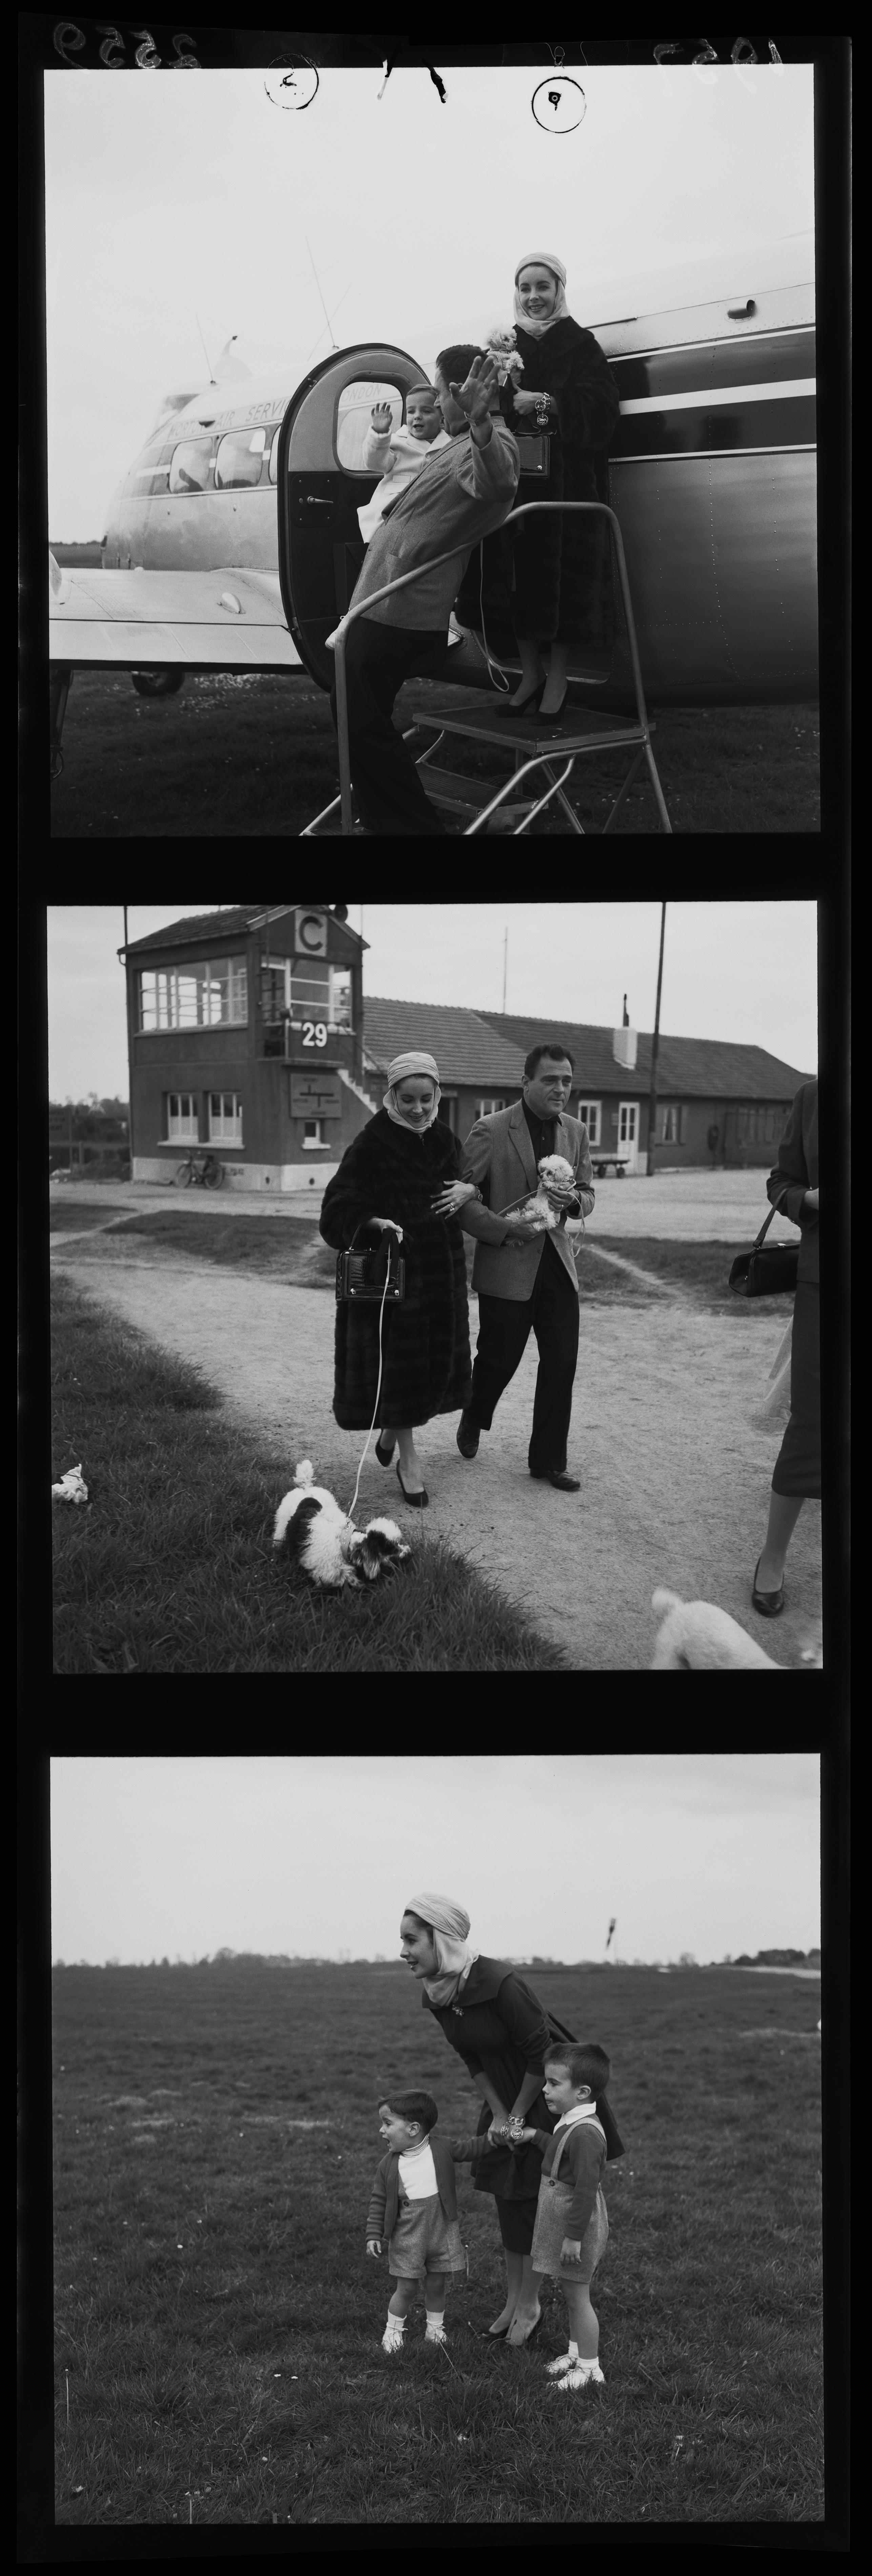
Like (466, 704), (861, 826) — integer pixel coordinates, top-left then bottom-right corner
(52, 1234), (822, 1672)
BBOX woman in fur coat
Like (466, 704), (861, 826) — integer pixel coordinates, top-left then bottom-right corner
(318, 1051), (479, 1507)
(455, 253), (620, 718)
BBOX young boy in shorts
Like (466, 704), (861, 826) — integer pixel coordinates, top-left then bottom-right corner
(366, 2090), (487, 2353)
(511, 2042), (611, 2391)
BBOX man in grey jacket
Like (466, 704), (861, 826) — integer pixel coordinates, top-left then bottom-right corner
(329, 347), (519, 836)
(458, 1045), (594, 1492)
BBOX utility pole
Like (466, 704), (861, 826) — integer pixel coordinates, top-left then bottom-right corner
(123, 907), (133, 1174)
(502, 927), (508, 1013)
(646, 903), (666, 1177)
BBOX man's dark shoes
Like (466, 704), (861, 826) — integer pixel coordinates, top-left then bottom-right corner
(457, 1412), (481, 1460)
(531, 1469), (581, 1492)
(751, 1555), (785, 1616)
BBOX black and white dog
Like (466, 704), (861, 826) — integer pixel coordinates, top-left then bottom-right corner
(272, 1461), (411, 1590)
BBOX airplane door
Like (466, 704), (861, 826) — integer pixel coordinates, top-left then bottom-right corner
(276, 342), (429, 690)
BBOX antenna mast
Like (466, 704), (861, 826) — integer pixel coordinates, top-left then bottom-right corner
(306, 238), (338, 352)
(195, 313), (216, 384)
(502, 927), (508, 1014)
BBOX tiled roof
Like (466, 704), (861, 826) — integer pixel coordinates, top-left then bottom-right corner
(124, 905), (365, 954)
(363, 999), (526, 1086)
(125, 906), (271, 954)
(473, 1011), (814, 1102)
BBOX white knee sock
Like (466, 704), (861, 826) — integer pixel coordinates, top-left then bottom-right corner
(425, 2309), (445, 2333)
(386, 2310), (407, 2332)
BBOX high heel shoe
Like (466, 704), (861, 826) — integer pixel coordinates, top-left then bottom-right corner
(506, 2310), (543, 2349)
(374, 1433), (395, 1466)
(495, 681), (544, 719)
(535, 688), (569, 725)
(396, 1461), (428, 1508)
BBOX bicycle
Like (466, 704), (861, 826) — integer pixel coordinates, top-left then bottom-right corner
(173, 1149), (225, 1188)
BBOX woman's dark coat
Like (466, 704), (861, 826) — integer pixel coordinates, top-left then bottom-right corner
(319, 1110), (472, 1431)
(455, 317), (621, 658)
(424, 1956), (623, 2206)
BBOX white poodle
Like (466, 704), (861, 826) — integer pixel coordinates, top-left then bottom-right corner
(272, 1461), (411, 1590)
(650, 1589), (783, 1669)
(504, 1154), (585, 1235)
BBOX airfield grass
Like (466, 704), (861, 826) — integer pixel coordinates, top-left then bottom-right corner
(50, 672), (820, 836)
(49, 1271), (568, 1675)
(52, 1961), (823, 2526)
(52, 1204), (797, 1320)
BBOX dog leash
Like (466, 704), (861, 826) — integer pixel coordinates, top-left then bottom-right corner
(346, 1227), (403, 1527)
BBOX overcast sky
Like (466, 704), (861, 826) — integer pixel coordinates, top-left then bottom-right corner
(46, 902), (817, 1103)
(49, 1755), (819, 1966)
(44, 62), (814, 536)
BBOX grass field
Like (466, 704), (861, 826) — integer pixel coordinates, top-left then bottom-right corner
(49, 673), (820, 837)
(51, 1961), (823, 2526)
(52, 1206), (796, 1319)
(50, 1272), (568, 1675)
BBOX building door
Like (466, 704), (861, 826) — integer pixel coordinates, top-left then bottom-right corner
(617, 1101), (640, 1170)
(275, 342), (430, 692)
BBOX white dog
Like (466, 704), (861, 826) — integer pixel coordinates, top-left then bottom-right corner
(272, 1461), (411, 1590)
(504, 1154), (585, 1235)
(650, 1588), (783, 1669)
(52, 1464), (89, 1505)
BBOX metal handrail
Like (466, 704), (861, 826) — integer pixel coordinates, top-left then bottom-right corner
(328, 498), (654, 837)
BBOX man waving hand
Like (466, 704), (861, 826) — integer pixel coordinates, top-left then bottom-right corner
(329, 349), (520, 835)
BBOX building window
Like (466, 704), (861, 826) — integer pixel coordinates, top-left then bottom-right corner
(167, 1093), (199, 1141)
(139, 956), (247, 1031)
(659, 1103), (687, 1144)
(576, 1099), (601, 1145)
(475, 1098), (506, 1119)
(208, 1091), (243, 1144)
(303, 1120), (326, 1149)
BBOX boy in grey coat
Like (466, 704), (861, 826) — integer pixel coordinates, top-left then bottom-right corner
(366, 2090), (488, 2353)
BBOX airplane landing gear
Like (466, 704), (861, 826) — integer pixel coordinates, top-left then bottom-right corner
(130, 669), (185, 697)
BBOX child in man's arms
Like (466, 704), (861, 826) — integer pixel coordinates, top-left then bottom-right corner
(507, 2042), (612, 2392)
(366, 2089), (487, 2353)
(357, 387), (450, 543)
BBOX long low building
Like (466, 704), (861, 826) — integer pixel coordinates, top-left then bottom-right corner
(119, 904), (814, 1191)
(365, 1000), (814, 1173)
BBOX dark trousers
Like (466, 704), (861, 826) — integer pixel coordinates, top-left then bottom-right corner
(468, 1245), (580, 1475)
(329, 619), (450, 835)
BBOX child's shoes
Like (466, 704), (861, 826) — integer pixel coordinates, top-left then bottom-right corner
(546, 2351), (577, 2377)
(555, 2360), (605, 2392)
(424, 2323), (448, 2345)
(382, 2320), (406, 2355)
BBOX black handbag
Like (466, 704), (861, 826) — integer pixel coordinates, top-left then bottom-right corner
(336, 1223), (405, 1305)
(515, 432), (551, 477)
(728, 1192), (799, 1297)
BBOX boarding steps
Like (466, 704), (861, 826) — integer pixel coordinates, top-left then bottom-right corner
(300, 500), (672, 837)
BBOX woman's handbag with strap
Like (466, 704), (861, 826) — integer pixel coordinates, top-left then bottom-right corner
(336, 1223), (406, 1306)
(515, 432), (551, 478)
(728, 1191), (799, 1297)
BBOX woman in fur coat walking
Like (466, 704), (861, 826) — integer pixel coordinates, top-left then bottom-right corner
(319, 1051), (483, 1508)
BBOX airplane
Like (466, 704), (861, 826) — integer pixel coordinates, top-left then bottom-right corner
(49, 231), (817, 774)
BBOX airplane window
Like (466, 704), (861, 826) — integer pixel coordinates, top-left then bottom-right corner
(169, 439), (215, 495)
(215, 428), (269, 490)
(268, 426), (280, 485)
(336, 381), (403, 472)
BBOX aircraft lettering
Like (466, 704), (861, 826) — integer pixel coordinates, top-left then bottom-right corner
(53, 23), (201, 68)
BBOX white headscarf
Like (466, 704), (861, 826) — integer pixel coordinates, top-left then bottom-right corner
(513, 252), (569, 338)
(406, 1892), (480, 2008)
(383, 1051), (442, 1136)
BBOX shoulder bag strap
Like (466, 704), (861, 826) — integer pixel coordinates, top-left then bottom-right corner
(753, 1183), (790, 1251)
